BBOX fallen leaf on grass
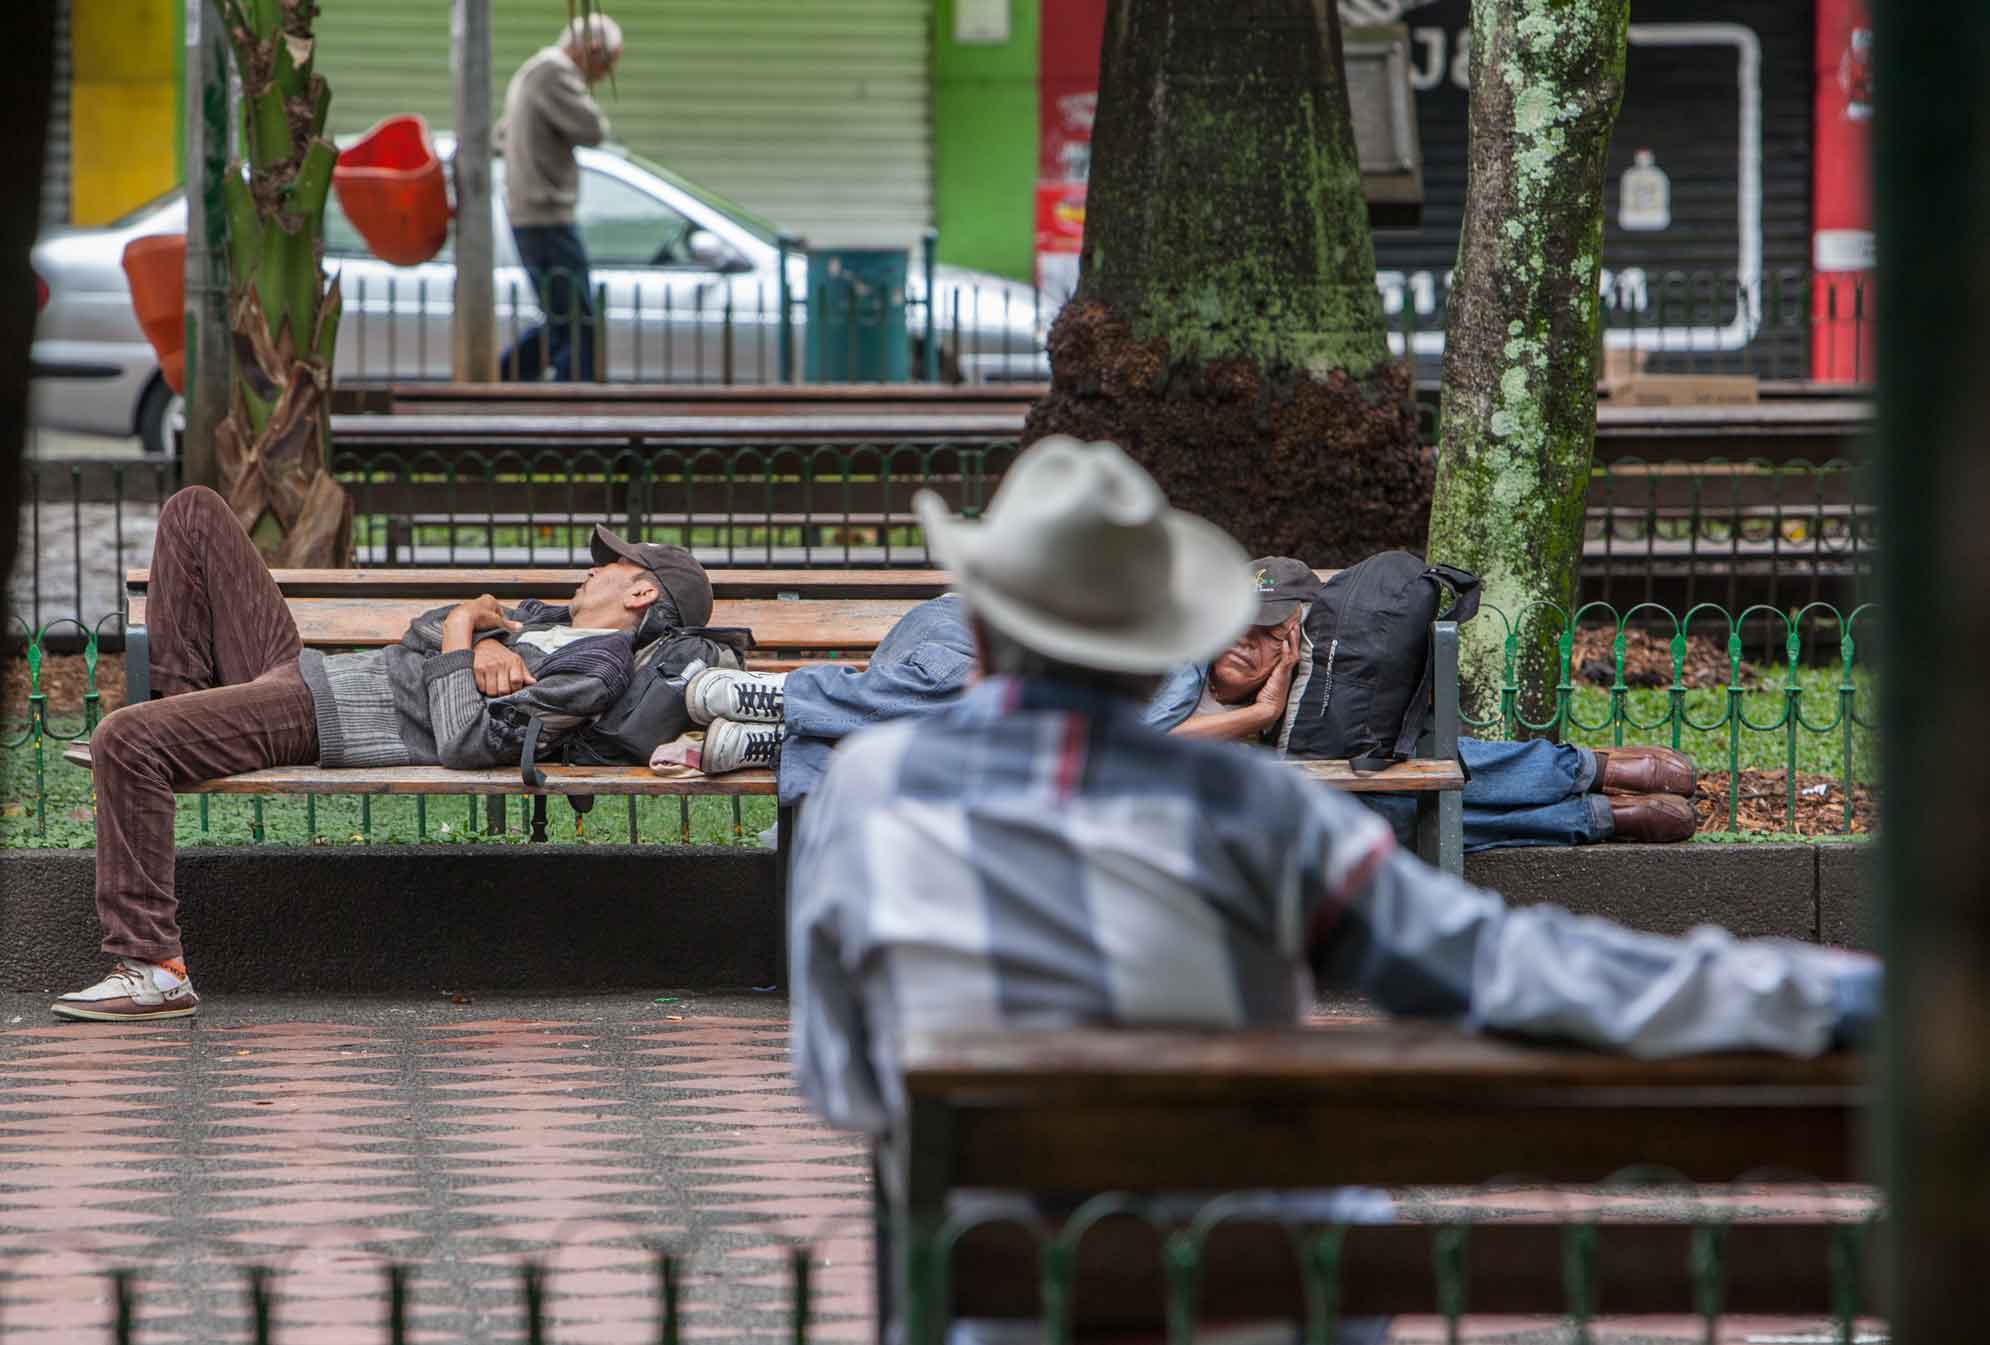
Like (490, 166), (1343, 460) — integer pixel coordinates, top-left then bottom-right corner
(1, 803), (23, 818)
(451, 994), (475, 1005)
(66, 807), (93, 823)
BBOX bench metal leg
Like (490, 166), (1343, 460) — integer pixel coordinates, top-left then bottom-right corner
(124, 625), (150, 705)
(486, 795), (506, 836)
(529, 795), (548, 843)
(1416, 620), (1465, 877)
(773, 801), (797, 990)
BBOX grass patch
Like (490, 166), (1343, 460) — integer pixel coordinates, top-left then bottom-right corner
(0, 738), (777, 851)
(1535, 665), (1877, 787)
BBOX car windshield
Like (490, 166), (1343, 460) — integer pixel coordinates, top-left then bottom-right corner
(609, 149), (781, 247)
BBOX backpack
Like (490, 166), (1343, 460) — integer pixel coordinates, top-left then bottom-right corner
(1275, 553), (1479, 769)
(558, 626), (755, 766)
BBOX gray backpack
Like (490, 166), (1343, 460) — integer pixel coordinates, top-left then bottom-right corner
(558, 626), (754, 766)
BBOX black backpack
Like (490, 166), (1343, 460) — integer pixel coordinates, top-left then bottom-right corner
(559, 626), (755, 766)
(1275, 553), (1479, 769)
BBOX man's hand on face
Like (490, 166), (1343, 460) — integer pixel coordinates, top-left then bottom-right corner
(1254, 616), (1303, 711)
(472, 641), (537, 697)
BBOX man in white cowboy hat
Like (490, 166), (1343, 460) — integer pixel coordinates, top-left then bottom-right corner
(788, 437), (1881, 1143)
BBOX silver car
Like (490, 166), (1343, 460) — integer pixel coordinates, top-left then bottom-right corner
(31, 140), (1049, 455)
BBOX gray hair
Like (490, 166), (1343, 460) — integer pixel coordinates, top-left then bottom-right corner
(562, 13), (623, 58)
(968, 605), (1161, 704)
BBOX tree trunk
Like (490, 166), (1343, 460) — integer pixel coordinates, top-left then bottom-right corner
(1024, 0), (1429, 565)
(1424, 0), (1628, 731)
(211, 0), (352, 567)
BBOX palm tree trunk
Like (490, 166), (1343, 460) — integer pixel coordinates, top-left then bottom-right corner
(211, 0), (351, 566)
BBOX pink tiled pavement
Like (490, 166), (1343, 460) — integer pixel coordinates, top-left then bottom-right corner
(0, 999), (1879, 1344)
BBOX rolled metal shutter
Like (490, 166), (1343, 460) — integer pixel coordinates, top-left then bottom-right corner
(1372, 0), (1813, 379)
(42, 0), (70, 228)
(312, 0), (933, 249)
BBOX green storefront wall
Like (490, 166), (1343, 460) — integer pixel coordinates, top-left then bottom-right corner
(931, 0), (1040, 283)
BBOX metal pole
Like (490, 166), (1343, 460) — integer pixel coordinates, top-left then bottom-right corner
(450, 0), (497, 382)
(1872, 0), (1990, 1337)
(181, 0), (229, 489)
(777, 231), (800, 384)
(920, 227), (938, 383)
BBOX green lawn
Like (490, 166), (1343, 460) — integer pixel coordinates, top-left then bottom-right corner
(0, 735), (778, 851)
(1555, 664), (1879, 786)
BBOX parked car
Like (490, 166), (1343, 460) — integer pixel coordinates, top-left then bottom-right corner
(30, 140), (1049, 455)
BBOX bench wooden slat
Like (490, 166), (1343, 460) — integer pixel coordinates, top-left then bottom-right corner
(58, 744), (774, 796)
(905, 1026), (1861, 1190)
(127, 595), (926, 651)
(1289, 758), (1461, 792)
(127, 567), (958, 599)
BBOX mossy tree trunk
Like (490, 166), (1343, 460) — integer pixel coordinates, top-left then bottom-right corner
(1024, 0), (1429, 564)
(211, 0), (352, 566)
(1425, 0), (1628, 730)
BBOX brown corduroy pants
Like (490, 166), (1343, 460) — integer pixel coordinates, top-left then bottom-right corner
(91, 487), (318, 963)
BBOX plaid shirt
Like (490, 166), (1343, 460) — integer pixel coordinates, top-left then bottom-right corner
(790, 678), (1874, 1137)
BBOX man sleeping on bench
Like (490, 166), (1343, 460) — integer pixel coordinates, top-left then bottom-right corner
(653, 555), (1702, 849)
(53, 485), (713, 1023)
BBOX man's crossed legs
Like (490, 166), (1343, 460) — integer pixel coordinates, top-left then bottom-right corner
(55, 487), (320, 1021)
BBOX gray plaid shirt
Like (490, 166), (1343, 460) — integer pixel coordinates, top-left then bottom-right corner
(790, 678), (1874, 1137)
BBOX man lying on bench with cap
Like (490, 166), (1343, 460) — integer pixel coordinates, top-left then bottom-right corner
(54, 486), (711, 1023)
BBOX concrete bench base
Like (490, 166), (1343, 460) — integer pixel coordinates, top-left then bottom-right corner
(0, 842), (1866, 995)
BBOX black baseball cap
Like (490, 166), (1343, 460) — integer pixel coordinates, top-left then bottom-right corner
(591, 525), (713, 632)
(1248, 556), (1318, 626)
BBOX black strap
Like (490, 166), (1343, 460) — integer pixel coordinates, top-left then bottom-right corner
(520, 716), (547, 790)
(1377, 565), (1480, 766)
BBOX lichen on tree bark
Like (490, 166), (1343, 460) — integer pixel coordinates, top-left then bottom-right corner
(1026, 0), (1430, 565)
(1425, 0), (1628, 731)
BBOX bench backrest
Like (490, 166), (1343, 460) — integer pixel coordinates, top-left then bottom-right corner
(125, 567), (1344, 657)
(894, 1024), (1874, 1328)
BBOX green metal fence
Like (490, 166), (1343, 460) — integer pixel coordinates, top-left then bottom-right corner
(1, 595), (1875, 851)
(10, 1189), (1883, 1344)
(1472, 600), (1877, 838)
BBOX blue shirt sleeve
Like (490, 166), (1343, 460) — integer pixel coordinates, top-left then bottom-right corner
(1141, 663), (1206, 732)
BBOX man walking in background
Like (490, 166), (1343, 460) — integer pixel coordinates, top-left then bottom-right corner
(497, 14), (620, 381)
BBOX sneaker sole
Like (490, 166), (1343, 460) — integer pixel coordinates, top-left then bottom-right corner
(49, 1001), (198, 1022)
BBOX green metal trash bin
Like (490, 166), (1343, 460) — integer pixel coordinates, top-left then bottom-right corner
(804, 247), (910, 383)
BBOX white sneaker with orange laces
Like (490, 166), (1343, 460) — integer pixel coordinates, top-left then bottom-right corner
(51, 960), (200, 1022)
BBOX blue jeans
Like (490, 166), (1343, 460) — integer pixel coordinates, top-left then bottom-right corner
(777, 595), (977, 804)
(501, 223), (596, 382)
(1365, 736), (1613, 851)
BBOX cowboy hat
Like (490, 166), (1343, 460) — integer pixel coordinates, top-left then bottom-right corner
(913, 436), (1257, 674)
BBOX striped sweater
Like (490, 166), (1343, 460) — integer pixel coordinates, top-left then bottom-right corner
(298, 600), (633, 770)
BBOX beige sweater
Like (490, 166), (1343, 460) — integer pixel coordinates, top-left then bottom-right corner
(498, 46), (611, 228)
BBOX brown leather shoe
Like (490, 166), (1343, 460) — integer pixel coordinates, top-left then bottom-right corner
(1594, 745), (1697, 797)
(1606, 792), (1699, 843)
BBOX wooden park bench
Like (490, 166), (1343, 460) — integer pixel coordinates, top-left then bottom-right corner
(83, 566), (1467, 980)
(886, 1022), (1877, 1340)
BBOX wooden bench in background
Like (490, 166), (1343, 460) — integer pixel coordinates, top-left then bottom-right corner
(888, 1023), (1876, 1340)
(90, 567), (1468, 981)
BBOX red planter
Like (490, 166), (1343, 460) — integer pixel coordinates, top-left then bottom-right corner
(121, 233), (187, 395)
(333, 115), (452, 267)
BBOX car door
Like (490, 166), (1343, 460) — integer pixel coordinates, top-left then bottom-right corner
(323, 189), (459, 382)
(573, 165), (740, 382)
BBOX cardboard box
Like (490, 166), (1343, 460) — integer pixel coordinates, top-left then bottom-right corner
(1605, 373), (1760, 406)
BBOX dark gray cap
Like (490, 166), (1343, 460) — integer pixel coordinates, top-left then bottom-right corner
(1248, 555), (1318, 626)
(591, 525), (713, 634)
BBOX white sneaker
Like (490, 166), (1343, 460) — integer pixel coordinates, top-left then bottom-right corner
(51, 960), (200, 1022)
(686, 668), (786, 726)
(700, 718), (785, 774)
